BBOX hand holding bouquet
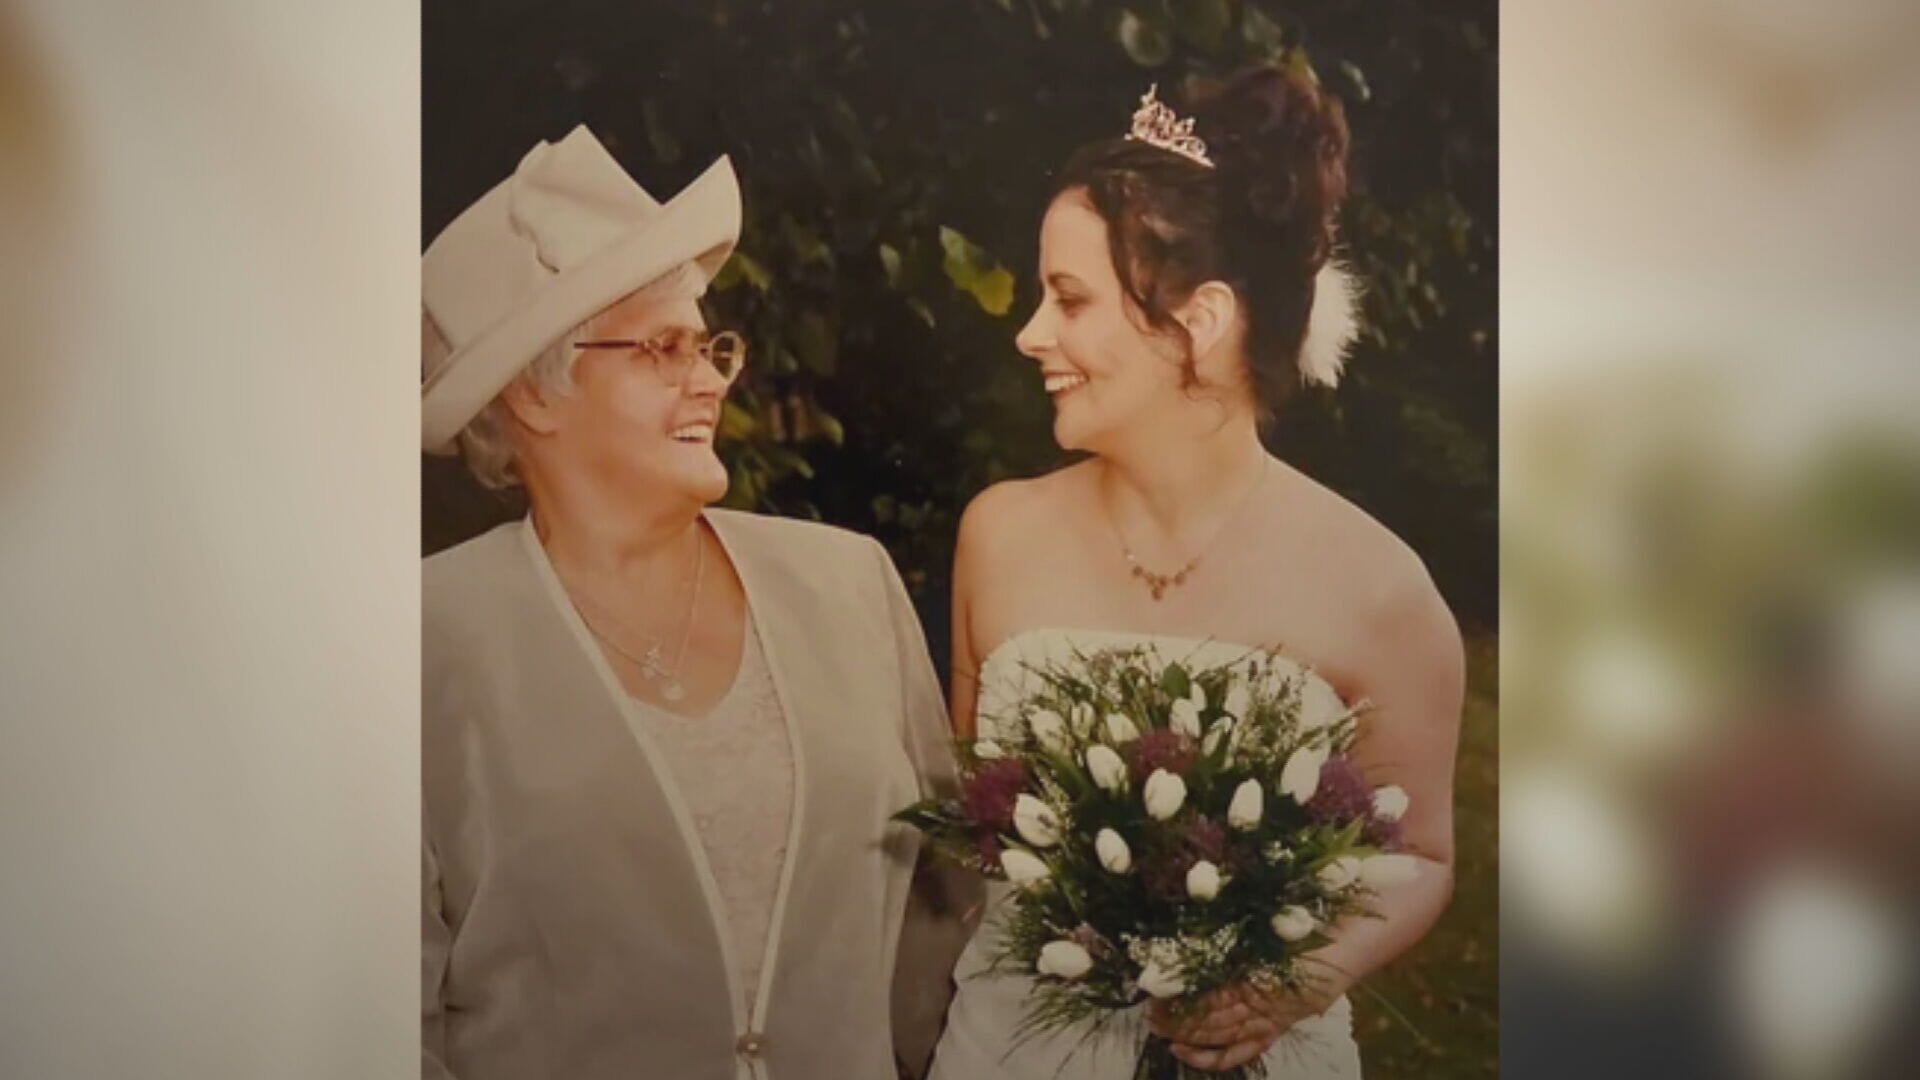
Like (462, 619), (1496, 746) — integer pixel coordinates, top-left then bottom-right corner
(895, 644), (1414, 1079)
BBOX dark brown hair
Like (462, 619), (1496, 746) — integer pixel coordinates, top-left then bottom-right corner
(1053, 64), (1350, 415)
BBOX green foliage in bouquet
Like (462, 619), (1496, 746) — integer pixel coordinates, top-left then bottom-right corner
(894, 643), (1417, 1079)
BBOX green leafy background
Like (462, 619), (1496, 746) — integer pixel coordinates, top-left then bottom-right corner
(424, 2), (1494, 1073)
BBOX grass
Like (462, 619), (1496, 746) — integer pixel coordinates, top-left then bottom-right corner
(1349, 634), (1498, 1078)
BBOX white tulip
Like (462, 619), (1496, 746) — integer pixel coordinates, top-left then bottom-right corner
(1270, 905), (1317, 943)
(1280, 745), (1329, 805)
(1169, 698), (1203, 738)
(1000, 848), (1051, 887)
(1186, 681), (1208, 711)
(1297, 679), (1348, 731)
(1223, 683), (1253, 720)
(1013, 794), (1061, 848)
(1316, 855), (1361, 892)
(1143, 769), (1188, 820)
(1028, 709), (1072, 754)
(1085, 744), (1129, 794)
(1358, 853), (1420, 889)
(1069, 701), (1098, 737)
(1137, 959), (1189, 999)
(972, 739), (1004, 760)
(1104, 712), (1141, 745)
(1095, 828), (1133, 873)
(1372, 785), (1410, 822)
(1186, 860), (1223, 901)
(1037, 940), (1094, 980)
(1202, 718), (1236, 760)
(1227, 779), (1264, 831)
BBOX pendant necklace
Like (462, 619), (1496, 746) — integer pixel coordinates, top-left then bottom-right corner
(1105, 455), (1271, 601)
(568, 526), (708, 703)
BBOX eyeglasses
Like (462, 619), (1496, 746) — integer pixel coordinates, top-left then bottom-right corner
(572, 327), (748, 386)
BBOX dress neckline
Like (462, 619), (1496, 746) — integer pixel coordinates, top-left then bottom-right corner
(976, 625), (1344, 702)
(979, 625), (1312, 675)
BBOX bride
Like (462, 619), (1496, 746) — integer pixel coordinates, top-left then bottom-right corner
(928, 68), (1465, 1078)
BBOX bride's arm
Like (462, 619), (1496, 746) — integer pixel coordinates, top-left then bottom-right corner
(1164, 560), (1467, 1071)
(1292, 564), (1464, 985)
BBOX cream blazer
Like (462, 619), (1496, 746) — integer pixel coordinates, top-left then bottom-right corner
(423, 510), (975, 1080)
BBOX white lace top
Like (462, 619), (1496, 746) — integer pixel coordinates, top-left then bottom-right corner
(634, 616), (795, 1011)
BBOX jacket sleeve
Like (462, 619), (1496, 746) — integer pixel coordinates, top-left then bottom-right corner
(423, 840), (459, 1080)
(870, 538), (984, 1078)
(872, 538), (960, 803)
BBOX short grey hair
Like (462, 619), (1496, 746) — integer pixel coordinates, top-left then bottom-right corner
(426, 315), (591, 490)
(427, 262), (704, 490)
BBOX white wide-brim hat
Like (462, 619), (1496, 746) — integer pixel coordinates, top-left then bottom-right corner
(421, 125), (741, 452)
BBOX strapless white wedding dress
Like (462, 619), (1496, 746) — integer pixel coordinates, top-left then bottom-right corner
(928, 628), (1366, 1080)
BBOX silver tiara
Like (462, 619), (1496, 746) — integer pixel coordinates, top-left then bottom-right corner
(1124, 84), (1214, 169)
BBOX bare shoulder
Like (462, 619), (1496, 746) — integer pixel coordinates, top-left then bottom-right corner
(1272, 465), (1462, 666)
(955, 462), (1092, 561)
(952, 464), (1099, 658)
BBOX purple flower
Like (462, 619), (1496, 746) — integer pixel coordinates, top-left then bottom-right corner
(1128, 730), (1197, 783)
(1132, 818), (1231, 904)
(1366, 815), (1405, 850)
(963, 759), (1029, 831)
(1308, 755), (1405, 848)
(1182, 816), (1227, 863)
(1306, 755), (1373, 824)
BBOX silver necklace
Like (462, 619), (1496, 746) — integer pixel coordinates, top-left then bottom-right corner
(1104, 455), (1271, 601)
(569, 528), (707, 702)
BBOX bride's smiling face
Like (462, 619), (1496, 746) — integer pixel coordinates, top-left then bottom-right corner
(1015, 191), (1194, 454)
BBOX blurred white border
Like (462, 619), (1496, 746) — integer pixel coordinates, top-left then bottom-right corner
(1, 2), (417, 1077)
(1505, 1), (1919, 1076)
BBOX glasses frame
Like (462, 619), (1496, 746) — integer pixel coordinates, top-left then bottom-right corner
(572, 328), (747, 386)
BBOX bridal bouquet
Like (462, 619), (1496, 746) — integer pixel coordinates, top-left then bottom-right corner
(894, 643), (1415, 1080)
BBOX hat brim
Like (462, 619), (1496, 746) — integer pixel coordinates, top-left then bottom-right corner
(421, 155), (742, 453)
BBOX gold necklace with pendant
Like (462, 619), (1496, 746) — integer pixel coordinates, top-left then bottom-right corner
(1105, 456), (1271, 602)
(567, 527), (707, 702)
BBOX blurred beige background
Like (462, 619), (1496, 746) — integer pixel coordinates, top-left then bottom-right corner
(1505, 2), (1920, 1078)
(1, 2), (417, 1078)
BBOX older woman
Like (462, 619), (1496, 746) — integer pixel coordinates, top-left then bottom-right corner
(420, 127), (971, 1080)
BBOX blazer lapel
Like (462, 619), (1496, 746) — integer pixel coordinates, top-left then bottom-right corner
(515, 516), (753, 1037)
(702, 510), (810, 1033)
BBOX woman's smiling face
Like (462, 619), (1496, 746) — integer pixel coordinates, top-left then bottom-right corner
(1015, 190), (1201, 454)
(523, 288), (737, 506)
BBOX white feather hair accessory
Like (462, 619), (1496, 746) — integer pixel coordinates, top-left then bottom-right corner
(1299, 258), (1361, 388)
